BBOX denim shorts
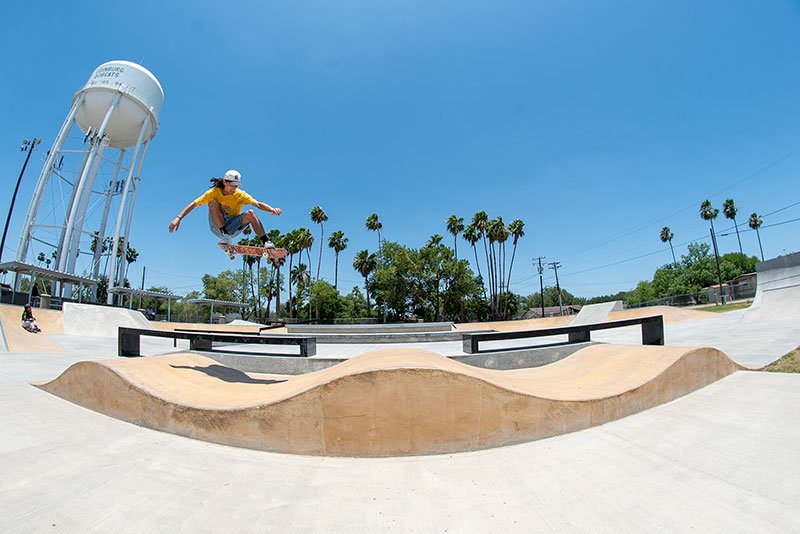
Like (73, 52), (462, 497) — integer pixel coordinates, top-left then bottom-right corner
(208, 211), (245, 238)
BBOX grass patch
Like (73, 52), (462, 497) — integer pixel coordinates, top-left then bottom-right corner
(764, 346), (800, 373)
(697, 300), (752, 313)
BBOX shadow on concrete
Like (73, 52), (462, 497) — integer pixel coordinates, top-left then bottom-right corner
(169, 364), (287, 385)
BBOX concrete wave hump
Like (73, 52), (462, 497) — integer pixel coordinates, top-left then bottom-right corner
(37, 345), (742, 457)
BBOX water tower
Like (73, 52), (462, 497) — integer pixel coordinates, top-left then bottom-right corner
(16, 60), (163, 303)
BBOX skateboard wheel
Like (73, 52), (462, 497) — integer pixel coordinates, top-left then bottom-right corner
(229, 254), (236, 261)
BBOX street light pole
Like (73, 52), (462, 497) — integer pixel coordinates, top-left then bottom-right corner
(0, 138), (41, 264)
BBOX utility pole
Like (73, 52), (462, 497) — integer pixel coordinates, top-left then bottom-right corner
(533, 256), (546, 318)
(1, 138), (41, 264)
(548, 261), (563, 316)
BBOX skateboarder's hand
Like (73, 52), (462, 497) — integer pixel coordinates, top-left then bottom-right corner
(169, 217), (181, 232)
(269, 207), (282, 216)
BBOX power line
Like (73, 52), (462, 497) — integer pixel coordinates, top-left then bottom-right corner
(558, 141), (800, 261)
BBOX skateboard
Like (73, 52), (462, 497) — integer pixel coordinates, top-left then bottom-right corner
(218, 242), (288, 261)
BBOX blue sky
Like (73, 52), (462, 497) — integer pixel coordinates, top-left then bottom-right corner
(1, 1), (799, 299)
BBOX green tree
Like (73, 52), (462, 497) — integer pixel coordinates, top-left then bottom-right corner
(327, 230), (348, 289)
(524, 286), (584, 310)
(202, 270), (243, 302)
(308, 280), (342, 320)
(372, 242), (415, 320)
(682, 242), (717, 289)
(340, 286), (369, 319)
(310, 205), (328, 281)
(627, 280), (656, 307)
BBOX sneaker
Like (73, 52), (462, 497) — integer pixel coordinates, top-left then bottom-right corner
(261, 240), (275, 249)
(218, 234), (233, 246)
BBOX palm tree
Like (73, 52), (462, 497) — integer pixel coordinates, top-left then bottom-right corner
(487, 217), (508, 314)
(700, 199), (724, 303)
(90, 230), (109, 277)
(471, 211), (491, 305)
(298, 227), (314, 280)
(506, 218), (525, 292)
(310, 205), (328, 281)
(723, 198), (745, 270)
(124, 245), (138, 281)
(446, 215), (464, 259)
(284, 229), (303, 318)
(427, 234), (444, 247)
(353, 250), (376, 317)
(290, 263), (309, 319)
(365, 213), (382, 256)
(328, 230), (348, 289)
(266, 231), (285, 321)
(463, 224), (482, 282)
(700, 199), (720, 233)
(660, 226), (676, 265)
(238, 235), (260, 317)
(749, 212), (764, 261)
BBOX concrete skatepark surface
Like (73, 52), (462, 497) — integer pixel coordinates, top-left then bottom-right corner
(1, 255), (800, 530)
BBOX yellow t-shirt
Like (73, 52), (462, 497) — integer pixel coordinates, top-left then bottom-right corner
(193, 187), (256, 217)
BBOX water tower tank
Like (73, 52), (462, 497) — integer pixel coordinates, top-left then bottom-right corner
(73, 60), (164, 149)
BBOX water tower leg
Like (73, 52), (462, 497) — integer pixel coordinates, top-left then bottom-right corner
(58, 93), (121, 274)
(107, 120), (148, 305)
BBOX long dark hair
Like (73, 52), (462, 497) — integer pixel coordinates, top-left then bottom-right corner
(209, 177), (225, 189)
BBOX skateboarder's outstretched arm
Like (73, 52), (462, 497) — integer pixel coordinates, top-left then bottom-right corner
(168, 202), (198, 233)
(253, 200), (282, 216)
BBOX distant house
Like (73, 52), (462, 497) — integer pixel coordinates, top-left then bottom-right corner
(706, 272), (757, 303)
(730, 273), (757, 300)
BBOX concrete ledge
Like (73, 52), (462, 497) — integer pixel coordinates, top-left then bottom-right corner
(200, 342), (593, 375)
(287, 322), (454, 334)
(297, 329), (493, 344)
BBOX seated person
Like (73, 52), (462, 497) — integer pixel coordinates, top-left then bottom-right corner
(22, 304), (41, 333)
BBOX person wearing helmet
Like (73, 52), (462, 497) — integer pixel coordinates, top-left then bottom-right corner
(168, 169), (281, 246)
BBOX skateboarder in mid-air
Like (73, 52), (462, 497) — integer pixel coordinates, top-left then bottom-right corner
(168, 169), (281, 247)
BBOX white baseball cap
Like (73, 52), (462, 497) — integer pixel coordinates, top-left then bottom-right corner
(223, 169), (242, 185)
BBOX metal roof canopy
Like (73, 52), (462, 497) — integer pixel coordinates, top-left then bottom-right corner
(109, 287), (184, 321)
(0, 261), (96, 304)
(184, 298), (248, 324)
(109, 287), (183, 300)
